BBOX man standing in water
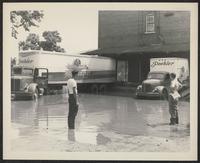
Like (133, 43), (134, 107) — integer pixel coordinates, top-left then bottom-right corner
(67, 71), (79, 129)
(168, 73), (182, 125)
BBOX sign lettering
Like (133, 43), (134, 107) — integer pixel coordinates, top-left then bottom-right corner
(151, 59), (174, 68)
(19, 58), (33, 64)
(20, 52), (37, 57)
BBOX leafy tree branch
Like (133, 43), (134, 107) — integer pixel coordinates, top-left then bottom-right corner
(10, 10), (44, 39)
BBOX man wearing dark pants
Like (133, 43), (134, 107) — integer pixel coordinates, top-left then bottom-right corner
(168, 73), (182, 125)
(67, 71), (79, 129)
(169, 95), (179, 125)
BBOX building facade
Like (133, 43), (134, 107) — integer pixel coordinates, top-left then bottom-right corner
(84, 11), (190, 85)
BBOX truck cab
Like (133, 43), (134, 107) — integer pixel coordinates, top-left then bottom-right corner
(11, 66), (48, 100)
(136, 71), (170, 98)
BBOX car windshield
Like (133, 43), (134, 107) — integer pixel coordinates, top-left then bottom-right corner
(13, 68), (22, 75)
(147, 73), (165, 79)
(12, 67), (33, 76)
(23, 68), (33, 76)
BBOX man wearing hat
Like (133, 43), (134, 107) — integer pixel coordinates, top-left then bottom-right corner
(67, 70), (79, 129)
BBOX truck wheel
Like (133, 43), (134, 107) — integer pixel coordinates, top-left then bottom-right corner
(135, 93), (142, 99)
(99, 84), (107, 94)
(32, 88), (39, 101)
(43, 88), (49, 95)
(91, 84), (98, 94)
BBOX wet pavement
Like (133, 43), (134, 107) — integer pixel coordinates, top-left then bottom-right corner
(11, 94), (190, 152)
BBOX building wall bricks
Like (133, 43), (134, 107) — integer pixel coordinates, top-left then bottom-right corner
(98, 11), (190, 50)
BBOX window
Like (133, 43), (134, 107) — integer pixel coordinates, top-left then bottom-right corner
(13, 68), (22, 75)
(23, 68), (33, 76)
(145, 14), (155, 33)
(147, 73), (165, 79)
(37, 69), (48, 78)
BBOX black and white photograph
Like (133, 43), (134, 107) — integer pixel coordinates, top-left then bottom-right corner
(3, 2), (198, 160)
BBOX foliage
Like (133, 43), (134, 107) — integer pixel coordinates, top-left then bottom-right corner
(19, 31), (65, 52)
(41, 31), (65, 52)
(42, 31), (62, 44)
(10, 10), (44, 39)
(11, 57), (17, 67)
(19, 33), (40, 50)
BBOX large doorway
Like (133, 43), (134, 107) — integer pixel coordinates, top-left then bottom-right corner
(128, 59), (140, 83)
(127, 56), (150, 84)
(117, 60), (128, 83)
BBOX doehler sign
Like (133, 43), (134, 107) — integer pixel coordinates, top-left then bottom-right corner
(150, 59), (175, 68)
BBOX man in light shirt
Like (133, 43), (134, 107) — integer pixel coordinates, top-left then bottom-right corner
(168, 73), (182, 125)
(67, 71), (79, 129)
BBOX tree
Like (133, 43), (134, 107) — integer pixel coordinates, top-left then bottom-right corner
(39, 41), (54, 51)
(19, 33), (40, 50)
(10, 10), (44, 39)
(19, 31), (66, 52)
(42, 31), (62, 44)
(11, 57), (17, 67)
(40, 31), (65, 52)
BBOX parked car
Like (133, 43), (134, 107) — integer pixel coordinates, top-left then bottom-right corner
(136, 71), (170, 98)
(136, 57), (189, 99)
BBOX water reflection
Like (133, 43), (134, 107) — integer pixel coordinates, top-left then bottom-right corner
(108, 97), (148, 135)
(68, 129), (75, 141)
(96, 133), (111, 145)
(11, 94), (190, 148)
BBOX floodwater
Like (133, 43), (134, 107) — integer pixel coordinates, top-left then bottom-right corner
(10, 94), (190, 152)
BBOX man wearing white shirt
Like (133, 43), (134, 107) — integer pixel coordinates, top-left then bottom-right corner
(168, 73), (182, 125)
(67, 71), (79, 129)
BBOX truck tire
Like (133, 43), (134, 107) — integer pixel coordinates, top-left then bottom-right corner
(135, 94), (140, 99)
(135, 93), (142, 99)
(99, 84), (107, 94)
(43, 88), (49, 95)
(91, 84), (98, 94)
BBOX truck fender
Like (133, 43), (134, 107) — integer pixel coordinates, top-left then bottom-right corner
(154, 86), (166, 94)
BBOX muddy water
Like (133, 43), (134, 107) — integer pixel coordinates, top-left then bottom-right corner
(11, 94), (190, 151)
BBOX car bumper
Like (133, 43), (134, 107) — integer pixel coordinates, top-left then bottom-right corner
(136, 91), (162, 97)
(11, 91), (33, 100)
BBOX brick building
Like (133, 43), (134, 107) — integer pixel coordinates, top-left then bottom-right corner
(84, 11), (190, 85)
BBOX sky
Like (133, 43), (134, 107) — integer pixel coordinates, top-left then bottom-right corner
(5, 5), (99, 58)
